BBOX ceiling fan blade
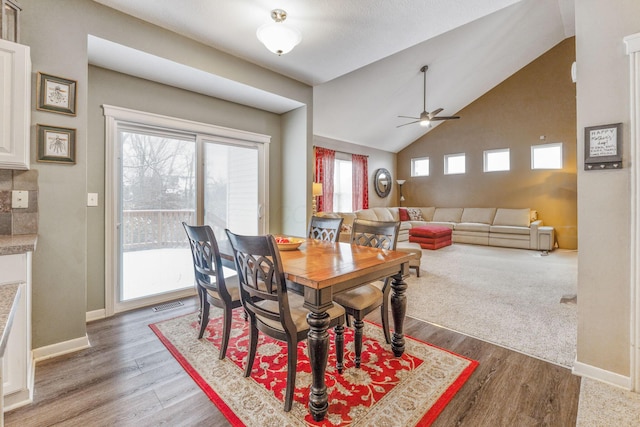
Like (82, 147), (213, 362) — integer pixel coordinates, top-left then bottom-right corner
(428, 108), (443, 118)
(398, 115), (420, 120)
(396, 120), (421, 128)
(431, 116), (461, 121)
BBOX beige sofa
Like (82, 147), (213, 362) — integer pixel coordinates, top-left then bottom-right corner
(320, 206), (555, 270)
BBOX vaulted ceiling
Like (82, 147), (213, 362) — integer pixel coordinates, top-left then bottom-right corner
(91, 0), (575, 153)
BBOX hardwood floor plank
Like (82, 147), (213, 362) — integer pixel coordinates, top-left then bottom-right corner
(5, 296), (580, 426)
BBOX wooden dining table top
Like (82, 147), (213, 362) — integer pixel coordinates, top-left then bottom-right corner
(277, 238), (413, 290)
(218, 237), (415, 291)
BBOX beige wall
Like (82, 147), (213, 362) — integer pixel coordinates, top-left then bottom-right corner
(575, 0), (640, 380)
(312, 136), (398, 209)
(398, 38), (577, 249)
(21, 0), (312, 348)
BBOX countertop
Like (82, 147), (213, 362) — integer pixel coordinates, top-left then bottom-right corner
(0, 234), (37, 256)
(0, 282), (21, 357)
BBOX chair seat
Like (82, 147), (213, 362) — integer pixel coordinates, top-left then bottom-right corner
(334, 284), (383, 311)
(256, 292), (345, 332)
(205, 274), (241, 302)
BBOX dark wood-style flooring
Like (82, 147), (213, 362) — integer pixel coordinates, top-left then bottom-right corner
(5, 297), (580, 426)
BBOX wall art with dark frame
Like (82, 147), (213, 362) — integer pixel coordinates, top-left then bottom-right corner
(584, 123), (622, 170)
(36, 72), (77, 116)
(37, 124), (76, 164)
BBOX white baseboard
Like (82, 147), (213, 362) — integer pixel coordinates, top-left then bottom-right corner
(86, 308), (106, 322)
(573, 359), (632, 389)
(32, 334), (91, 362)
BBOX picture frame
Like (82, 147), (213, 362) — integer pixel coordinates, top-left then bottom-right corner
(37, 124), (76, 164)
(36, 72), (77, 116)
(584, 123), (622, 170)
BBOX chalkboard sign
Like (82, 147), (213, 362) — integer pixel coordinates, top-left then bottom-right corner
(584, 123), (622, 170)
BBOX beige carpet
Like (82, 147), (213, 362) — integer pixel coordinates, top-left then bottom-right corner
(403, 243), (577, 367)
(576, 378), (640, 426)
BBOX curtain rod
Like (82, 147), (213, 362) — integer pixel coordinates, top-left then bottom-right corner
(313, 145), (369, 157)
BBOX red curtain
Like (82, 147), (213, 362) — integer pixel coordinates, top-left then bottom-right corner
(352, 154), (369, 210)
(314, 147), (335, 212)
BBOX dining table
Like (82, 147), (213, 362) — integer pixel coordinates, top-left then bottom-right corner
(219, 236), (415, 421)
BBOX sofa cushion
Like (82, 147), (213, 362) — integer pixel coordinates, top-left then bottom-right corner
(419, 207), (436, 221)
(406, 208), (424, 221)
(355, 209), (378, 221)
(455, 222), (491, 232)
(492, 208), (530, 227)
(433, 208), (464, 223)
(356, 207), (397, 222)
(399, 208), (410, 221)
(489, 225), (530, 235)
(461, 208), (496, 224)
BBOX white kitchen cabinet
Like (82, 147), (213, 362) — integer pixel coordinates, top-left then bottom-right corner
(0, 39), (31, 170)
(0, 252), (33, 411)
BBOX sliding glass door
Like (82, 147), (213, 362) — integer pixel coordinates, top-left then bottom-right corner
(105, 105), (270, 314)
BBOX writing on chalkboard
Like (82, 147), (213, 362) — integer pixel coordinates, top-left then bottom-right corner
(589, 127), (617, 157)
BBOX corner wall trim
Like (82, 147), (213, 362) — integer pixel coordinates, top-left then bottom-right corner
(32, 334), (91, 362)
(86, 309), (106, 322)
(573, 359), (632, 390)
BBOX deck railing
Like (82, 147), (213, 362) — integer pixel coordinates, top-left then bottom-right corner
(122, 209), (195, 251)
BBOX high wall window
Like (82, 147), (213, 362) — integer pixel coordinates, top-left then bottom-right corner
(484, 148), (510, 172)
(444, 153), (466, 175)
(411, 157), (430, 177)
(531, 142), (563, 169)
(333, 156), (353, 212)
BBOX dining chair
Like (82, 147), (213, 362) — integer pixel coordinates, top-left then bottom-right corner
(182, 222), (241, 360)
(225, 229), (346, 412)
(307, 215), (344, 242)
(332, 218), (400, 368)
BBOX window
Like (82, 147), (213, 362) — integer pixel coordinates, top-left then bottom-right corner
(333, 156), (353, 212)
(531, 142), (563, 169)
(411, 157), (430, 177)
(444, 153), (466, 175)
(484, 148), (510, 172)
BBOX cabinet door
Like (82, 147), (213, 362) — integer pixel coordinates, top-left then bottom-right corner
(0, 254), (28, 399)
(0, 39), (31, 170)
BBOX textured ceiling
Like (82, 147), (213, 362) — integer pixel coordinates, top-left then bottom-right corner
(91, 0), (575, 152)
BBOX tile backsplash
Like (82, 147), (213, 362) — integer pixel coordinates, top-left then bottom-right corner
(0, 169), (38, 235)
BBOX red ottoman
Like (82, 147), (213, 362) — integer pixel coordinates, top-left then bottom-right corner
(409, 225), (452, 250)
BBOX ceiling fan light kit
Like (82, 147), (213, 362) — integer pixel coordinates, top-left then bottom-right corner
(397, 65), (460, 128)
(256, 9), (302, 56)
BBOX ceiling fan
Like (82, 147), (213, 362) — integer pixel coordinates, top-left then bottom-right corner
(397, 65), (460, 128)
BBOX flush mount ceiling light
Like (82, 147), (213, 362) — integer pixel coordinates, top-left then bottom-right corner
(256, 9), (301, 56)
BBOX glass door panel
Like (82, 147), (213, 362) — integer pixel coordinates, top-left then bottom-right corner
(119, 130), (196, 305)
(204, 141), (261, 242)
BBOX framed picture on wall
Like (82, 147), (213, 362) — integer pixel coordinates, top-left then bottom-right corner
(36, 72), (77, 116)
(37, 124), (76, 164)
(584, 123), (622, 170)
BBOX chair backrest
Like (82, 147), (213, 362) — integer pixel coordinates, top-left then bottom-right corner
(182, 222), (231, 299)
(225, 230), (296, 335)
(350, 219), (400, 250)
(308, 215), (344, 242)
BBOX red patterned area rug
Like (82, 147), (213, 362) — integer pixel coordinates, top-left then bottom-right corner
(150, 308), (478, 426)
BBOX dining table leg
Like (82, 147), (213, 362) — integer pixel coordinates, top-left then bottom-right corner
(306, 310), (330, 421)
(390, 272), (408, 357)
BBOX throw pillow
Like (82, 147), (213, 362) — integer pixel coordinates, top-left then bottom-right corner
(407, 208), (424, 221)
(399, 208), (410, 221)
(340, 223), (352, 233)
